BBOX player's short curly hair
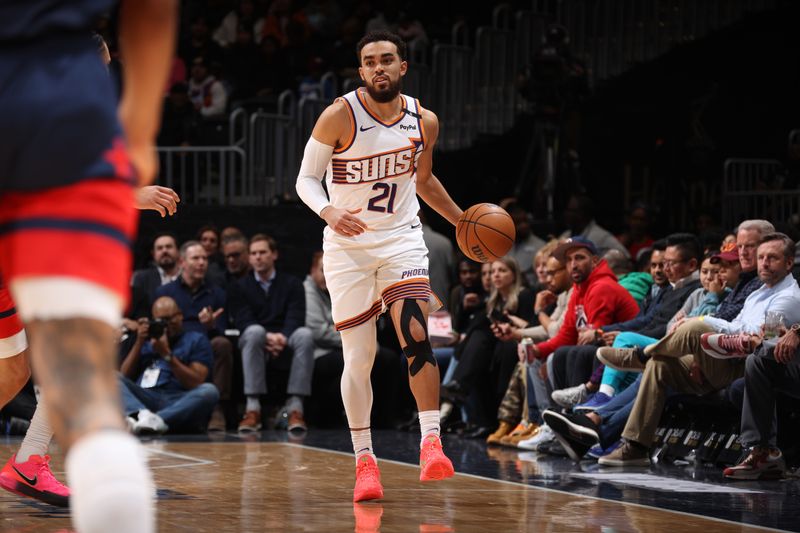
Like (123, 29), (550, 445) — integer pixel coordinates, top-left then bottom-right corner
(356, 31), (407, 63)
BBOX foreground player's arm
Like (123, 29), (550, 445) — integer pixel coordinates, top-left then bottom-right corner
(296, 100), (368, 236)
(415, 109), (463, 226)
(117, 0), (179, 185)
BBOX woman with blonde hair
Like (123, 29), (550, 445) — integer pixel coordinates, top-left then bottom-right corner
(440, 255), (536, 435)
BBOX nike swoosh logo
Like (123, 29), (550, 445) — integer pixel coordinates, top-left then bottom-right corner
(12, 465), (37, 486)
(360, 125), (376, 132)
(411, 223), (421, 229)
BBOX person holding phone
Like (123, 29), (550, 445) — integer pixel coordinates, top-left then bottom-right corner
(440, 257), (535, 434)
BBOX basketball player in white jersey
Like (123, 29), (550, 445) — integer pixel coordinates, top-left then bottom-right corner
(296, 31), (464, 502)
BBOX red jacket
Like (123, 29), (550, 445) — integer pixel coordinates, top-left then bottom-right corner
(535, 259), (639, 359)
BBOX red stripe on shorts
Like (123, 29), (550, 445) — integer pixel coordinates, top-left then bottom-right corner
(0, 179), (137, 303)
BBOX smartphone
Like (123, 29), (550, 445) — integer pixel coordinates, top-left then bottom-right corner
(489, 309), (510, 324)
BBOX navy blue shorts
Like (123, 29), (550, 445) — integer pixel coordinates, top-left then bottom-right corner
(0, 33), (127, 192)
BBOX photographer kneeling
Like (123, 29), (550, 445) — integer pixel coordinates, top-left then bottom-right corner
(120, 296), (219, 434)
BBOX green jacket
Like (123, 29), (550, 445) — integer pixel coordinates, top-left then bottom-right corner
(617, 271), (653, 307)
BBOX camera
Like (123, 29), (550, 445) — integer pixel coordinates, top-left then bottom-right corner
(147, 318), (167, 339)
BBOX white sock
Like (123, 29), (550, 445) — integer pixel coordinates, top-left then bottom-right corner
(419, 410), (440, 446)
(246, 396), (261, 413)
(67, 430), (155, 533)
(351, 428), (375, 462)
(598, 384), (615, 397)
(17, 404), (53, 462)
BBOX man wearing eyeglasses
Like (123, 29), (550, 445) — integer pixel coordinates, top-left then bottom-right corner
(221, 234), (251, 290)
(119, 296), (219, 435)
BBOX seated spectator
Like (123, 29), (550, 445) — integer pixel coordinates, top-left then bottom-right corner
(155, 241), (233, 431)
(666, 250), (730, 331)
(260, 0), (311, 47)
(723, 325), (800, 480)
(508, 205), (546, 288)
(132, 232), (181, 308)
(196, 224), (225, 283)
(224, 22), (265, 100)
(303, 251), (400, 427)
(550, 236), (698, 413)
(120, 296), (220, 434)
(213, 0), (264, 48)
(604, 249), (653, 306)
(448, 257), (487, 335)
(514, 237), (639, 451)
(158, 83), (197, 146)
(254, 36), (292, 97)
(188, 56), (228, 118)
(597, 231), (800, 466)
(305, 0), (343, 40)
(221, 234), (251, 290)
(440, 256), (536, 432)
(544, 224), (770, 460)
(221, 225), (245, 243)
(616, 202), (654, 261)
(711, 220), (771, 321)
(488, 248), (573, 446)
(560, 194), (629, 257)
(179, 15), (223, 68)
(396, 9), (429, 49)
(228, 234), (314, 433)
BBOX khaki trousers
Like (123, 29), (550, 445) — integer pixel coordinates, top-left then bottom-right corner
(622, 320), (745, 446)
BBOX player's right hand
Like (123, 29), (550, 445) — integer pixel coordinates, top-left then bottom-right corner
(322, 207), (369, 237)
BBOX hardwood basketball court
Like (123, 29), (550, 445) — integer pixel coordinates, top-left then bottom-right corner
(2, 430), (794, 532)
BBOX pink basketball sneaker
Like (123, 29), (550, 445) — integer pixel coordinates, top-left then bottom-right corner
(419, 435), (455, 482)
(0, 453), (69, 507)
(353, 454), (383, 502)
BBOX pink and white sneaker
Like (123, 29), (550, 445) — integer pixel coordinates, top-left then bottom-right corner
(700, 332), (753, 359)
(0, 453), (69, 507)
(419, 435), (455, 482)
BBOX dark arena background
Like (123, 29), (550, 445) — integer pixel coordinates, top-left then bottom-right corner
(4, 1), (800, 531)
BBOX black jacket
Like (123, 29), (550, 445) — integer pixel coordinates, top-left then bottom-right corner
(227, 271), (305, 338)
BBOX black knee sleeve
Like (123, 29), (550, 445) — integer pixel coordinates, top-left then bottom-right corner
(399, 299), (436, 376)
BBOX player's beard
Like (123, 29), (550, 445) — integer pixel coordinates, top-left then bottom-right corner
(366, 76), (402, 103)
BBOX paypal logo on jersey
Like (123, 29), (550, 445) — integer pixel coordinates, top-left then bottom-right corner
(400, 124), (417, 131)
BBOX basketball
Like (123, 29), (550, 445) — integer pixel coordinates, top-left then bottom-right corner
(456, 203), (516, 263)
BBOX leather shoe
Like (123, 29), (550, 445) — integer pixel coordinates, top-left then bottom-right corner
(464, 425), (492, 440)
(440, 381), (467, 404)
(287, 410), (307, 433)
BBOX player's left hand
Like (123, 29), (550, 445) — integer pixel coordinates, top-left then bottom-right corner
(135, 185), (180, 217)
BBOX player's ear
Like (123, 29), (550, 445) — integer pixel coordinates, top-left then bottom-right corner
(400, 60), (408, 77)
(358, 65), (366, 82)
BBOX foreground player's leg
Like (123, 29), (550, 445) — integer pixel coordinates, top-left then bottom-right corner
(389, 299), (454, 482)
(0, 349), (30, 407)
(15, 279), (154, 533)
(340, 322), (383, 502)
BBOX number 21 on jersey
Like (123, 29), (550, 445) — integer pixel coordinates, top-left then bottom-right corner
(367, 182), (397, 213)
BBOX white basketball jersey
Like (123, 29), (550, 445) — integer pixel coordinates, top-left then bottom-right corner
(325, 89), (425, 245)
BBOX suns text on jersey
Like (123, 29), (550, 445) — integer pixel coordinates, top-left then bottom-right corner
(333, 146), (419, 184)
